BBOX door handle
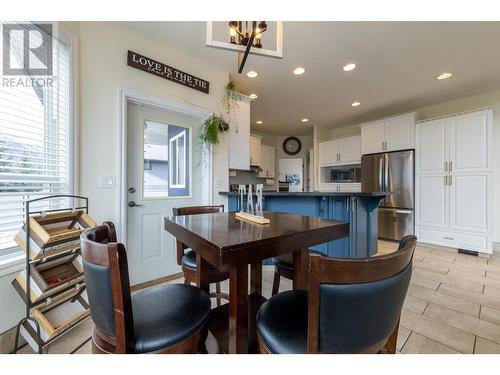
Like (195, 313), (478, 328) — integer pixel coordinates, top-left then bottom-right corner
(444, 162), (448, 172)
(128, 201), (143, 208)
(444, 176), (447, 186)
(449, 161), (453, 172)
(449, 175), (452, 186)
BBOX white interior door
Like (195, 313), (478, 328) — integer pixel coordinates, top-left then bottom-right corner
(126, 102), (208, 285)
(416, 119), (447, 174)
(416, 174), (449, 228)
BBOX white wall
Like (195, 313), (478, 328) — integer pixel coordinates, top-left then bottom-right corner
(0, 21), (230, 336)
(321, 89), (500, 242)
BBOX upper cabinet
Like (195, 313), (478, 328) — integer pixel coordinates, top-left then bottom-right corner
(360, 113), (415, 155)
(416, 110), (492, 174)
(259, 144), (275, 178)
(250, 135), (262, 167)
(318, 135), (361, 166)
(228, 97), (251, 170)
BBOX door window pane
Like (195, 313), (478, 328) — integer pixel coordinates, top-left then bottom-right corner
(143, 121), (169, 199)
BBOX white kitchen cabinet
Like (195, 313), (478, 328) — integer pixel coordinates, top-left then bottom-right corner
(360, 121), (385, 154)
(250, 135), (262, 167)
(415, 109), (493, 254)
(228, 98), (250, 170)
(318, 135), (360, 166)
(318, 183), (361, 192)
(416, 175), (449, 229)
(360, 114), (415, 155)
(449, 111), (492, 173)
(449, 173), (491, 233)
(415, 118), (448, 174)
(318, 139), (340, 165)
(259, 145), (275, 178)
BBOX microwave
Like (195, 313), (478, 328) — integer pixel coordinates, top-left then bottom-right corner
(330, 165), (361, 183)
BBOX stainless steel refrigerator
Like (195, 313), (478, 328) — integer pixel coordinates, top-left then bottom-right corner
(361, 150), (414, 241)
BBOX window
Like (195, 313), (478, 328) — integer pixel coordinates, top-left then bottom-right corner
(142, 120), (190, 199)
(0, 23), (74, 256)
(169, 130), (186, 188)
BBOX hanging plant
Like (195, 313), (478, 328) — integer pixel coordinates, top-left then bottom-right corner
(198, 80), (242, 149)
(199, 114), (229, 146)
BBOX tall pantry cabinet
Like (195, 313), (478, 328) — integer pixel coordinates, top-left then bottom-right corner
(415, 109), (493, 254)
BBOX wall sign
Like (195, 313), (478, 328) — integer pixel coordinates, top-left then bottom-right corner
(127, 50), (209, 94)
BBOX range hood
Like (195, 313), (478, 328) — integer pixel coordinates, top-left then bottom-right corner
(249, 164), (263, 173)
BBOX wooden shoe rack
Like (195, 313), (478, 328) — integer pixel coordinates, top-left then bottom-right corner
(11, 195), (96, 354)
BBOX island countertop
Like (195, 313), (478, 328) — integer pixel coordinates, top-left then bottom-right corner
(219, 191), (387, 198)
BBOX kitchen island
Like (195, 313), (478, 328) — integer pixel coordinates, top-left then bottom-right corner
(219, 191), (386, 259)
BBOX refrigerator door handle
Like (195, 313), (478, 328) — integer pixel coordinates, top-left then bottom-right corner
(379, 157), (384, 191)
(384, 154), (389, 194)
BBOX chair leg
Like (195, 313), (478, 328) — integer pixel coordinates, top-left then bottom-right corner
(215, 282), (222, 307)
(384, 319), (400, 354)
(272, 268), (281, 296)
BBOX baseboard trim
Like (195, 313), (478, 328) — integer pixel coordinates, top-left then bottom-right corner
(130, 272), (183, 293)
(493, 242), (500, 254)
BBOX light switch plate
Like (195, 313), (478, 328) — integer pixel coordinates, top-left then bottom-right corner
(98, 175), (115, 188)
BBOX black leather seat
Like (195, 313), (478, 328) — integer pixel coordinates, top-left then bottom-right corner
(181, 249), (219, 270)
(132, 283), (211, 353)
(257, 290), (308, 354)
(272, 249), (323, 273)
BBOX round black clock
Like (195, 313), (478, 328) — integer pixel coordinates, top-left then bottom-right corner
(282, 136), (302, 156)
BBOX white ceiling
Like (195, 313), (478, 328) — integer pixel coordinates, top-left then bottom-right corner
(121, 21), (500, 135)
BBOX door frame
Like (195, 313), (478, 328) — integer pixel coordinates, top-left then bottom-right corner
(117, 88), (213, 243)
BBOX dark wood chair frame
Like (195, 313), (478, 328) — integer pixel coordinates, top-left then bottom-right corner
(271, 260), (293, 296)
(173, 205), (229, 306)
(82, 222), (207, 354)
(258, 235), (416, 354)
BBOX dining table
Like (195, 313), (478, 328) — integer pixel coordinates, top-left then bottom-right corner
(164, 211), (349, 354)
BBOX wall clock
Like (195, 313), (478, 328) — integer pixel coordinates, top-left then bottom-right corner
(282, 136), (302, 156)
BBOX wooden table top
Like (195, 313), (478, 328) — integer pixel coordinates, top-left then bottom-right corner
(164, 211), (349, 269)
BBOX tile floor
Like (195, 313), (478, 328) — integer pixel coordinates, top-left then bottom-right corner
(16, 241), (500, 354)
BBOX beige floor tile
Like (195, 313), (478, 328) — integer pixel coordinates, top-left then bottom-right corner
(438, 283), (500, 311)
(447, 269), (500, 288)
(424, 303), (500, 345)
(415, 259), (451, 274)
(413, 255), (424, 263)
(454, 254), (488, 265)
(73, 340), (92, 354)
(480, 306), (500, 326)
(486, 270), (500, 281)
(474, 337), (500, 354)
(426, 249), (457, 263)
(483, 285), (500, 297)
(45, 317), (93, 354)
(401, 332), (459, 354)
(450, 263), (487, 276)
(403, 295), (428, 314)
(397, 326), (411, 351)
(410, 275), (440, 291)
(415, 245), (433, 254)
(400, 308), (474, 353)
(413, 268), (484, 294)
(407, 285), (480, 317)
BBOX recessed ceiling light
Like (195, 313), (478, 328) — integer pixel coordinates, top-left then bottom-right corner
(247, 71), (258, 78)
(437, 72), (452, 80)
(351, 101), (361, 107)
(293, 67), (306, 75)
(301, 118), (309, 123)
(256, 120), (263, 124)
(249, 93), (258, 100)
(343, 63), (356, 72)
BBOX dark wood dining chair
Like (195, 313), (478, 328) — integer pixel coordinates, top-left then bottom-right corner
(80, 222), (211, 354)
(257, 235), (417, 354)
(172, 205), (229, 306)
(271, 249), (324, 295)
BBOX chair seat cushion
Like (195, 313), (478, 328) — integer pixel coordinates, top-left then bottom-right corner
(272, 250), (324, 273)
(132, 283), (210, 353)
(256, 290), (308, 354)
(182, 249), (220, 270)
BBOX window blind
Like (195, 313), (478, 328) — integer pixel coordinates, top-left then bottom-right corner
(0, 23), (73, 255)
